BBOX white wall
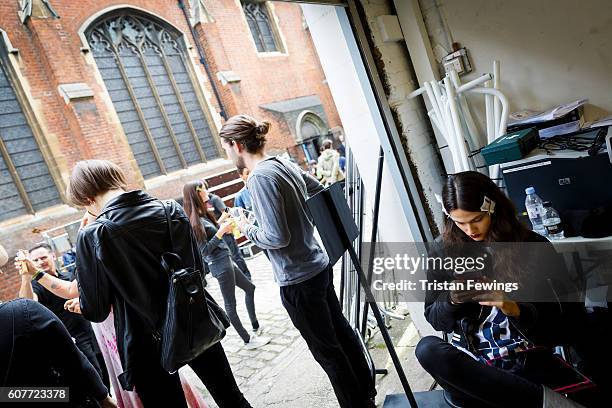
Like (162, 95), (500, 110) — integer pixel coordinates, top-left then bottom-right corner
(422, 0), (612, 120)
(301, 4), (414, 244)
(302, 4), (436, 337)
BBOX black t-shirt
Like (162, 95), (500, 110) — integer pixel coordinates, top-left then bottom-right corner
(32, 272), (95, 344)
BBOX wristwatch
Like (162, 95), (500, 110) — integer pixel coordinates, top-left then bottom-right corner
(31, 270), (45, 282)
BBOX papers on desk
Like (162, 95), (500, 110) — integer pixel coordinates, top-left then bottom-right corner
(538, 120), (582, 139)
(584, 115), (612, 129)
(508, 99), (588, 126)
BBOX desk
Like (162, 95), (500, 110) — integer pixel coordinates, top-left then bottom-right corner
(550, 235), (612, 309)
(500, 149), (612, 239)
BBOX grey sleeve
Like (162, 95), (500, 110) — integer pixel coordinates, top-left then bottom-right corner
(244, 175), (291, 249)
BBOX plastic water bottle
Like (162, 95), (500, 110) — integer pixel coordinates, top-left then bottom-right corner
(525, 187), (547, 236)
(542, 201), (565, 240)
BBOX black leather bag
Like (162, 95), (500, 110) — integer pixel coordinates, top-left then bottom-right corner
(157, 201), (230, 373)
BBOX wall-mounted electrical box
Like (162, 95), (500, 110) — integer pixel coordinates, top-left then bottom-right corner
(442, 47), (472, 76)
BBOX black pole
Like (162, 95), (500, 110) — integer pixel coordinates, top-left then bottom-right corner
(346, 245), (419, 408)
(178, 0), (228, 120)
(360, 147), (384, 337)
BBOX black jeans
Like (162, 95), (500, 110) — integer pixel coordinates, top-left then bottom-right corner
(214, 257), (258, 342)
(280, 265), (375, 407)
(74, 336), (103, 384)
(132, 342), (250, 408)
(416, 336), (544, 408)
(225, 235), (252, 279)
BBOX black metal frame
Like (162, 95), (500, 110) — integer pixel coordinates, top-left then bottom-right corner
(312, 182), (419, 408)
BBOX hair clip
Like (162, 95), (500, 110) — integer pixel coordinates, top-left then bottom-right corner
(480, 196), (496, 214)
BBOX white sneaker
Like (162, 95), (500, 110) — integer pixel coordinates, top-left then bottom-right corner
(252, 326), (263, 336)
(244, 335), (271, 350)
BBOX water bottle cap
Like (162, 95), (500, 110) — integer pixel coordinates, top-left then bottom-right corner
(542, 201), (552, 207)
(525, 187), (535, 195)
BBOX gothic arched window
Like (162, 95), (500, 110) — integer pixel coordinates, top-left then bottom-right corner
(86, 11), (220, 178)
(241, 1), (281, 53)
(0, 34), (61, 222)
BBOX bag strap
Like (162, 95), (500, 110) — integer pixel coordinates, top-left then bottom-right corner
(270, 157), (318, 223)
(161, 200), (174, 252)
(271, 157), (306, 201)
(160, 200), (183, 275)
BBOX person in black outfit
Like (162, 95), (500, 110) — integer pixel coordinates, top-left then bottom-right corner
(17, 243), (106, 385)
(201, 179), (254, 280)
(183, 180), (269, 349)
(0, 298), (116, 408)
(65, 159), (251, 408)
(415, 171), (589, 408)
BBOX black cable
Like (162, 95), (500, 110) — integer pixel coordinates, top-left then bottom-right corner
(539, 128), (607, 153)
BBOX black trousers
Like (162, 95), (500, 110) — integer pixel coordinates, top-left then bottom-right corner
(132, 342), (250, 408)
(280, 265), (375, 408)
(416, 336), (544, 408)
(74, 336), (104, 384)
(214, 257), (259, 343)
(225, 235), (252, 279)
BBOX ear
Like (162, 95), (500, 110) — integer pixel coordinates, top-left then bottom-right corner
(233, 141), (244, 154)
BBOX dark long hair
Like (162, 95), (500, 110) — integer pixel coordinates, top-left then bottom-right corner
(442, 171), (530, 243)
(182, 180), (218, 243)
(442, 171), (531, 282)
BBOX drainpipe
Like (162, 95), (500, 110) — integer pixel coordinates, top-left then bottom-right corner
(178, 0), (228, 120)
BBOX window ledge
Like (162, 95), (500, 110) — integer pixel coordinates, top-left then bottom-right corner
(143, 158), (232, 190)
(0, 205), (79, 236)
(256, 51), (289, 58)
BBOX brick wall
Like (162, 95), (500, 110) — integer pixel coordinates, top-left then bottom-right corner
(194, 0), (342, 155)
(0, 0), (341, 300)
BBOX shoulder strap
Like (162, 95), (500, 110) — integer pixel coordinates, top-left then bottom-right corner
(160, 200), (174, 252)
(271, 157), (305, 200)
(270, 157), (315, 222)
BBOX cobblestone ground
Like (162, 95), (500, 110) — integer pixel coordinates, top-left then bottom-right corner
(180, 253), (336, 407)
(180, 252), (433, 407)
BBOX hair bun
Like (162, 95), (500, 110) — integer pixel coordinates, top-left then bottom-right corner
(255, 121), (270, 137)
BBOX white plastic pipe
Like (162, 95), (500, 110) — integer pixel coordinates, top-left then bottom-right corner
(441, 99), (463, 171)
(455, 73), (493, 95)
(467, 87), (509, 142)
(450, 71), (486, 174)
(424, 81), (452, 162)
(444, 76), (470, 171)
(493, 60), (501, 137)
(450, 69), (482, 154)
(407, 87), (426, 99)
(427, 109), (445, 136)
(431, 81), (455, 144)
(484, 80), (495, 143)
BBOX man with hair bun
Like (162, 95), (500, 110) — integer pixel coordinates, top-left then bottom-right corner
(220, 114), (376, 408)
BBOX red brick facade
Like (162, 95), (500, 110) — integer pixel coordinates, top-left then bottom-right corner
(0, 0), (341, 299)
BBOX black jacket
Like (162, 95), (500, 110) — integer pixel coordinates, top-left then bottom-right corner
(76, 190), (205, 390)
(0, 299), (108, 405)
(197, 216), (230, 264)
(423, 231), (584, 350)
